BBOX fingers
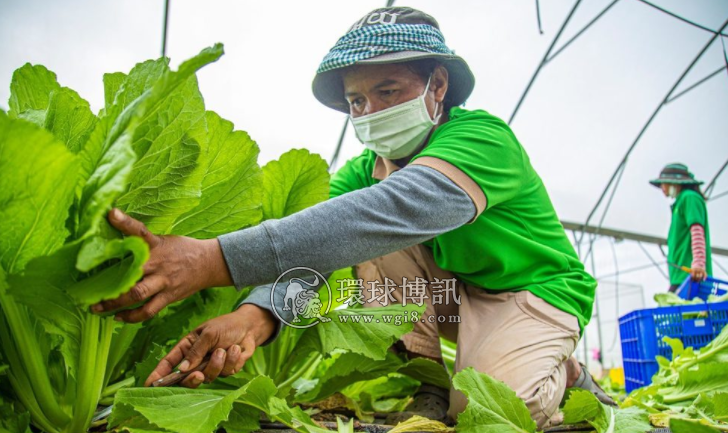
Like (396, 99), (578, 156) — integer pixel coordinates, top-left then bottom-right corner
(239, 337), (256, 365)
(228, 336), (257, 376)
(221, 345), (241, 376)
(180, 371), (206, 388)
(201, 348), (227, 383)
(108, 208), (161, 248)
(114, 291), (172, 323)
(144, 337), (193, 386)
(178, 329), (217, 373)
(92, 274), (166, 314)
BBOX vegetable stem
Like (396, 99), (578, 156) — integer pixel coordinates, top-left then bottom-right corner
(101, 376), (135, 398)
(0, 291), (70, 426)
(278, 353), (321, 391)
(67, 313), (102, 432)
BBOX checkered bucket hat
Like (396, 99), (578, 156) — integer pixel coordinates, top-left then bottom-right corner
(312, 7), (475, 113)
(649, 163), (704, 187)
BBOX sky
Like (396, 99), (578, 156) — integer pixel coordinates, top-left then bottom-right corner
(1, 0), (727, 369)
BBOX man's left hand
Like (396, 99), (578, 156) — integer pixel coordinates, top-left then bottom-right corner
(91, 208), (233, 322)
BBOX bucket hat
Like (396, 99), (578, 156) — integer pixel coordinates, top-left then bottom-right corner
(649, 163), (704, 187)
(312, 7), (475, 113)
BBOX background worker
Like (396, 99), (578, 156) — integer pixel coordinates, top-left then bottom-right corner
(96, 7), (611, 428)
(650, 163), (712, 291)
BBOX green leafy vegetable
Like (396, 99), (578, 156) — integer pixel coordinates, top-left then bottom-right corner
(261, 148), (330, 220)
(451, 367), (537, 433)
(562, 389), (651, 433)
(0, 111), (80, 273)
(111, 376), (332, 433)
(0, 43), (276, 433)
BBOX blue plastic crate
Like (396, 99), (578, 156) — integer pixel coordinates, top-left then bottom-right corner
(619, 300), (728, 392)
(676, 276), (728, 301)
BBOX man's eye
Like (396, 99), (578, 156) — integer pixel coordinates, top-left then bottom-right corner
(380, 89), (396, 97)
(349, 98), (364, 107)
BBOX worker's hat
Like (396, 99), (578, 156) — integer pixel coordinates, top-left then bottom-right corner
(649, 163), (704, 187)
(312, 7), (475, 113)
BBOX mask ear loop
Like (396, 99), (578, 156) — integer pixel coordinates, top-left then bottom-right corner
(423, 73), (442, 124)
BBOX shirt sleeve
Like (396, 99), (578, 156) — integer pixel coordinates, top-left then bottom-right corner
(682, 192), (708, 227)
(690, 223), (707, 269)
(217, 165), (475, 290)
(411, 114), (526, 212)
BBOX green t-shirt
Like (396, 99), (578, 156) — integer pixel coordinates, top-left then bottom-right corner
(330, 107), (596, 331)
(667, 189), (712, 285)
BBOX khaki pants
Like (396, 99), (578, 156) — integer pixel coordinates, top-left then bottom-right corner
(356, 244), (580, 428)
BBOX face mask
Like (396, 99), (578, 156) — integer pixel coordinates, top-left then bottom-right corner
(350, 75), (441, 160)
(667, 185), (678, 199)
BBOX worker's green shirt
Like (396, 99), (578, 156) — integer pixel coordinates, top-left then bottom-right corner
(330, 107), (596, 331)
(667, 189), (712, 285)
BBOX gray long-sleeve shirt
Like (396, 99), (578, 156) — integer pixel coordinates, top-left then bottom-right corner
(217, 164), (475, 341)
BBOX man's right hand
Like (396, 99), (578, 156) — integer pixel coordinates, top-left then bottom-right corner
(144, 304), (277, 388)
(93, 209), (234, 323)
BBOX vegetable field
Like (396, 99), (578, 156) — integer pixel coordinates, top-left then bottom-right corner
(2, 45), (728, 433)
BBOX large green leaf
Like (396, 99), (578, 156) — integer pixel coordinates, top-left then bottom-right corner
(562, 389), (651, 433)
(261, 148), (330, 220)
(7, 63), (60, 119)
(44, 87), (97, 154)
(451, 367), (536, 433)
(102, 72), (128, 113)
(107, 60), (167, 114)
(65, 238), (149, 307)
(295, 304), (424, 363)
(0, 113), (80, 273)
(660, 363), (728, 404)
(111, 387), (250, 433)
(114, 47), (224, 234)
(110, 375), (330, 433)
(77, 46), (224, 240)
(8, 64), (98, 153)
(170, 111), (262, 238)
(297, 353), (450, 404)
(75, 121), (137, 239)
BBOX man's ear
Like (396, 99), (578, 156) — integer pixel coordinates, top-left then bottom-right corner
(432, 64), (449, 104)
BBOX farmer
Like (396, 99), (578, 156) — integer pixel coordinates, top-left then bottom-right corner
(96, 7), (610, 427)
(650, 163), (712, 291)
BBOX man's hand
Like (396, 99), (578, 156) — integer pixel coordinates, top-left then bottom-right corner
(91, 208), (233, 322)
(691, 266), (707, 282)
(144, 304), (276, 388)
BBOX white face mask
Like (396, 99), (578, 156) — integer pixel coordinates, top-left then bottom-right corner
(350, 75), (441, 160)
(667, 185), (678, 199)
